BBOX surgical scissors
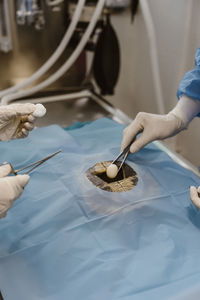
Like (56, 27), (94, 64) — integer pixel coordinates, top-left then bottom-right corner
(111, 142), (131, 173)
(1, 150), (62, 176)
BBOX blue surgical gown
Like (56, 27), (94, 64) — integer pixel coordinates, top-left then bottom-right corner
(177, 47), (200, 117)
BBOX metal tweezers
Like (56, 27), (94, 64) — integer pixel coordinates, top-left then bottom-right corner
(5, 149), (62, 175)
(111, 143), (131, 172)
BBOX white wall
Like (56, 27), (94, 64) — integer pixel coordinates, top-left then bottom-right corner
(107, 0), (200, 167)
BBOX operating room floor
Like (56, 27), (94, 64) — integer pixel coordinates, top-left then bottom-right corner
(34, 97), (109, 128)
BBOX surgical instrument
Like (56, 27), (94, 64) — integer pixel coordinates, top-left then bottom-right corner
(111, 142), (131, 173)
(1, 149), (62, 176)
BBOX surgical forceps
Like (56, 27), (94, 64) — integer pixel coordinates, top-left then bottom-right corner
(1, 150), (62, 175)
(111, 142), (131, 173)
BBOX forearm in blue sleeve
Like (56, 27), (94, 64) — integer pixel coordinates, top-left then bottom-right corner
(177, 48), (200, 117)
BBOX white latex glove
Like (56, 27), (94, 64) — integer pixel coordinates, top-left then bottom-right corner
(121, 112), (185, 153)
(121, 96), (200, 153)
(190, 186), (200, 210)
(0, 164), (30, 218)
(0, 103), (46, 141)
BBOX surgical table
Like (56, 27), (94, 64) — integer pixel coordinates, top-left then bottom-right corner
(0, 93), (200, 300)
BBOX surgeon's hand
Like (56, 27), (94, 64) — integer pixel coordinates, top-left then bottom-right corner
(121, 95), (200, 153)
(190, 186), (200, 209)
(121, 112), (185, 153)
(0, 164), (30, 218)
(0, 103), (37, 141)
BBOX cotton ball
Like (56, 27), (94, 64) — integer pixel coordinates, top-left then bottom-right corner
(33, 104), (46, 118)
(106, 163), (118, 179)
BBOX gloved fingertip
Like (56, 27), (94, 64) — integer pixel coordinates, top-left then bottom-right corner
(121, 137), (131, 153)
(24, 122), (34, 131)
(16, 174), (30, 187)
(15, 103), (36, 115)
(0, 164), (12, 177)
(22, 128), (29, 136)
(190, 186), (198, 199)
(120, 144), (126, 153)
(190, 186), (196, 192)
(16, 132), (23, 139)
(28, 115), (35, 122)
(26, 103), (36, 113)
(130, 144), (138, 154)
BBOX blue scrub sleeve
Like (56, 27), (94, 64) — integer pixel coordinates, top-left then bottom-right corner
(177, 47), (200, 117)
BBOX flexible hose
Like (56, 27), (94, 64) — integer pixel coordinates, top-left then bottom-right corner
(1, 0), (105, 105)
(140, 0), (165, 114)
(0, 0), (85, 98)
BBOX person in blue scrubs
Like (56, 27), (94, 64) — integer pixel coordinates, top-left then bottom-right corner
(121, 48), (200, 209)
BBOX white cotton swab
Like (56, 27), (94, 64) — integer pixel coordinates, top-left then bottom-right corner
(33, 104), (46, 118)
(106, 164), (118, 179)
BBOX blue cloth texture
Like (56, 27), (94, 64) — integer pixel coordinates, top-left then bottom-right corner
(0, 118), (200, 300)
(177, 47), (200, 117)
(65, 120), (92, 131)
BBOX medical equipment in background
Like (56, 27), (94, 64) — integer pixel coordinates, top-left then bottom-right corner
(16, 0), (45, 30)
(1, 0), (108, 104)
(140, 0), (165, 114)
(93, 12), (120, 95)
(0, 0), (164, 118)
(0, 0), (87, 98)
(1, 0), (124, 103)
(0, 0), (137, 103)
(0, 0), (12, 52)
(0, 0), (87, 94)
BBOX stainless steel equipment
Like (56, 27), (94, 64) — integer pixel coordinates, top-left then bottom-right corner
(111, 144), (130, 173)
(0, 0), (86, 91)
(0, 0), (12, 52)
(1, 149), (61, 175)
(16, 0), (45, 30)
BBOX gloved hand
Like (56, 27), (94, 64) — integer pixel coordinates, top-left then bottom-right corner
(121, 96), (200, 153)
(121, 112), (185, 153)
(190, 186), (200, 209)
(0, 103), (36, 141)
(0, 164), (30, 218)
